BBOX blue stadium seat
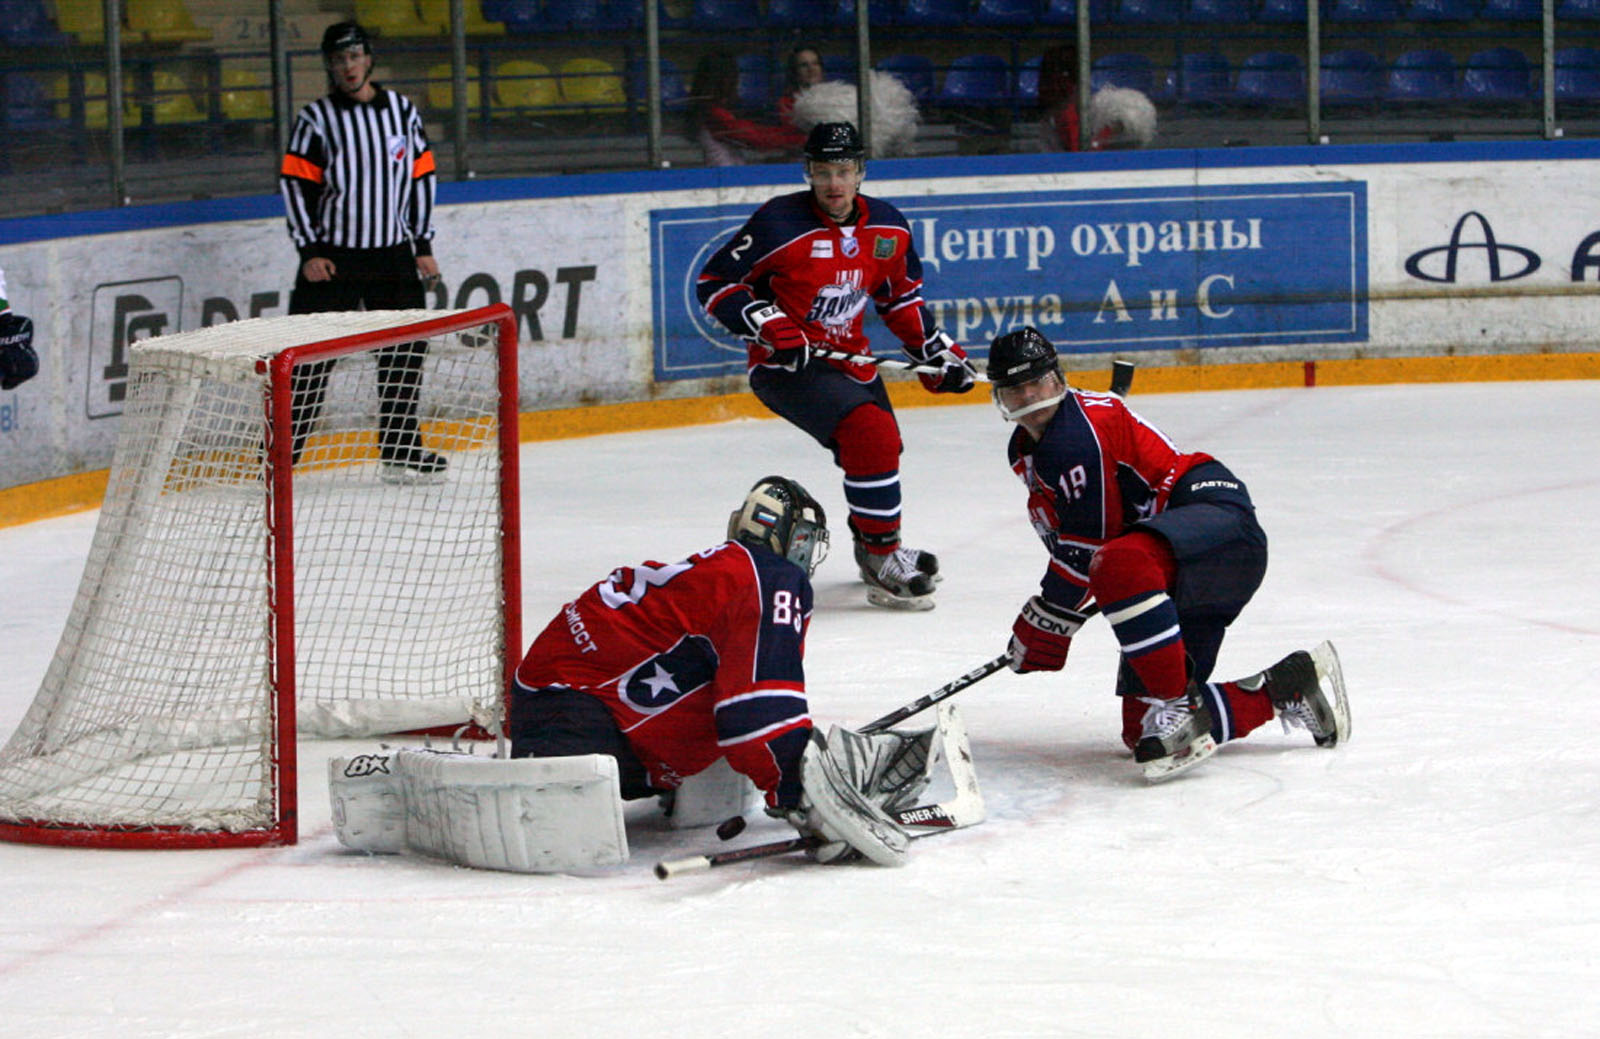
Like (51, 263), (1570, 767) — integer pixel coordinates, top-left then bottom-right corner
(1234, 51), (1305, 105)
(1478, 0), (1540, 17)
(901, 0), (970, 24)
(737, 53), (775, 108)
(1405, 0), (1478, 18)
(1041, 0), (1115, 21)
(1320, 49), (1384, 104)
(691, 0), (760, 28)
(877, 54), (937, 102)
(833, 0), (901, 25)
(1326, 0), (1403, 18)
(1016, 55), (1042, 104)
(972, 0), (1039, 25)
(1256, 0), (1308, 21)
(540, 0), (636, 30)
(1176, 51), (1232, 105)
(3, 72), (63, 130)
(1185, 0), (1252, 22)
(1385, 49), (1455, 102)
(1556, 47), (1600, 99)
(1558, 0), (1600, 18)
(1115, 0), (1183, 21)
(0, 0), (68, 46)
(1461, 46), (1532, 100)
(486, 1), (545, 33)
(766, 0), (833, 24)
(1091, 53), (1157, 94)
(626, 58), (688, 109)
(938, 54), (1010, 105)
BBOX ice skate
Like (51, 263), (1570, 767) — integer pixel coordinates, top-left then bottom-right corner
(1134, 684), (1218, 782)
(1245, 641), (1351, 748)
(380, 446), (448, 485)
(855, 544), (937, 611)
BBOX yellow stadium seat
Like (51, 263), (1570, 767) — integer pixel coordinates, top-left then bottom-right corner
(494, 60), (559, 110)
(417, 0), (506, 35)
(353, 0), (435, 38)
(52, 71), (110, 129)
(54, 0), (107, 45)
(221, 68), (273, 122)
(425, 63), (483, 112)
(127, 0), (214, 44)
(139, 68), (206, 125)
(559, 58), (625, 112)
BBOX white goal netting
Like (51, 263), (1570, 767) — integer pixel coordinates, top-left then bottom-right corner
(0, 307), (518, 845)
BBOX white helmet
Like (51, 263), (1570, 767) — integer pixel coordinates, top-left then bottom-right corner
(728, 475), (830, 576)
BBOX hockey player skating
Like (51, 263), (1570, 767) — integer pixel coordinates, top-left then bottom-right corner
(989, 327), (1350, 781)
(508, 476), (916, 866)
(696, 121), (977, 611)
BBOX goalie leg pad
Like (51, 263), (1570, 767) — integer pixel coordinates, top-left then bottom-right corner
(396, 750), (628, 873)
(665, 756), (760, 830)
(329, 753), (407, 854)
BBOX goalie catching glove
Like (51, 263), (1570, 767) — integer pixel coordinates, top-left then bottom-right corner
(745, 302), (809, 372)
(1007, 595), (1089, 673)
(905, 330), (977, 394)
(770, 728), (911, 866)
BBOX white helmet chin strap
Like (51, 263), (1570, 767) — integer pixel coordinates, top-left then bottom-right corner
(995, 388), (1066, 423)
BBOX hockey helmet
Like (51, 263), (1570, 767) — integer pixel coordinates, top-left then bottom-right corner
(805, 122), (864, 163)
(321, 21), (372, 58)
(728, 476), (830, 576)
(988, 326), (1068, 422)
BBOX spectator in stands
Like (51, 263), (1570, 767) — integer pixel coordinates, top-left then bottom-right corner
(0, 266), (38, 392)
(1038, 44), (1086, 151)
(278, 21), (445, 483)
(690, 50), (807, 166)
(778, 44), (827, 126)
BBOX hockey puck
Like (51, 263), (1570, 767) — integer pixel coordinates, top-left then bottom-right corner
(716, 815), (747, 841)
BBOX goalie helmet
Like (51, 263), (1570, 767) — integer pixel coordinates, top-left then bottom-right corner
(728, 475), (830, 576)
(988, 326), (1068, 423)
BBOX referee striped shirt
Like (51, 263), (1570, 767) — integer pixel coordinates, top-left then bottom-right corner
(279, 85), (436, 260)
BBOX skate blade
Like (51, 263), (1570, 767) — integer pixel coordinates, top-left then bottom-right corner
(864, 587), (936, 612)
(380, 465), (448, 487)
(1142, 732), (1218, 782)
(1309, 641), (1351, 748)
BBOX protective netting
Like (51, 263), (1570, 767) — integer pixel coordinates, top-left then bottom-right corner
(0, 309), (514, 841)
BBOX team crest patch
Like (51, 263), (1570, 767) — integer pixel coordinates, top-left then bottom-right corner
(873, 236), (896, 259)
(387, 134), (408, 163)
(841, 236), (860, 258)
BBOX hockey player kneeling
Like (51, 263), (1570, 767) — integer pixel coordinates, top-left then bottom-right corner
(332, 476), (913, 870)
(989, 327), (1351, 782)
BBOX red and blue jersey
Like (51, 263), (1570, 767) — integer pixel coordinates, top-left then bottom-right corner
(696, 190), (940, 382)
(1008, 390), (1213, 612)
(514, 541), (813, 808)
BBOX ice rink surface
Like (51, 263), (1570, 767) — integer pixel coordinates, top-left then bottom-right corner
(1, 380), (1597, 1038)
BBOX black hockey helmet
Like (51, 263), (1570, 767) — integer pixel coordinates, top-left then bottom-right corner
(987, 326), (1062, 388)
(805, 121), (864, 162)
(321, 21), (372, 58)
(728, 475), (830, 576)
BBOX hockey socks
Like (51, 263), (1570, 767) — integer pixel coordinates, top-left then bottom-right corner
(834, 403), (903, 548)
(1092, 532), (1188, 700)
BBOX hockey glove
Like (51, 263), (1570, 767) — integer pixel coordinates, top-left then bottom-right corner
(908, 330), (977, 395)
(746, 302), (809, 372)
(0, 312), (37, 391)
(1006, 595), (1089, 673)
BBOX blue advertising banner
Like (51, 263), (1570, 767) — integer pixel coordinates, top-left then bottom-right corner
(649, 181), (1367, 381)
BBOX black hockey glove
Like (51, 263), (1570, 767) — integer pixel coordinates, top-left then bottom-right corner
(0, 312), (38, 391)
(745, 302), (809, 372)
(907, 330), (977, 394)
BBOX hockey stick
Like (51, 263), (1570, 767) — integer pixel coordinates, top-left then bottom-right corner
(1110, 358), (1136, 398)
(805, 345), (992, 382)
(859, 656), (1009, 734)
(655, 835), (822, 880)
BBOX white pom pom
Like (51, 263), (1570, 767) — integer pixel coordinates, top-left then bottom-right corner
(789, 71), (921, 158)
(1088, 87), (1157, 148)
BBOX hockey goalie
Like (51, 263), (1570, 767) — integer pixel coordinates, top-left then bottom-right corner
(329, 475), (983, 873)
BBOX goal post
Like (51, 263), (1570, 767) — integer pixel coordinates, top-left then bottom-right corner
(0, 305), (521, 849)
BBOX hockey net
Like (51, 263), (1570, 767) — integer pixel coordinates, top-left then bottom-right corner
(0, 305), (521, 848)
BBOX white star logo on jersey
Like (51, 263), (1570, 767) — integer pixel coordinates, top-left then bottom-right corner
(638, 664), (680, 702)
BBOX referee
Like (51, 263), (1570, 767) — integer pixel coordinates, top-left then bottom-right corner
(279, 21), (444, 482)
